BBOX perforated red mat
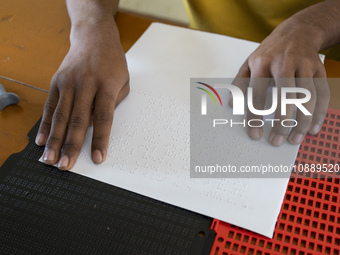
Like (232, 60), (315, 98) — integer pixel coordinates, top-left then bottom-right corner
(210, 108), (340, 255)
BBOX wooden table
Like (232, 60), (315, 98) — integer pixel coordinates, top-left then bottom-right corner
(1, 0), (340, 166)
(0, 0), (153, 165)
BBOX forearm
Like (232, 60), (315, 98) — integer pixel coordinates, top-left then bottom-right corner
(65, 0), (122, 52)
(66, 0), (119, 22)
(275, 0), (340, 52)
(66, 0), (120, 39)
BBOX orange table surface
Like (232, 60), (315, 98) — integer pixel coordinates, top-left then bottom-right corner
(0, 1), (154, 165)
(1, 1), (340, 166)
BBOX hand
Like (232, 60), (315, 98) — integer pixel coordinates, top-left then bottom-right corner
(231, 13), (330, 146)
(35, 17), (129, 170)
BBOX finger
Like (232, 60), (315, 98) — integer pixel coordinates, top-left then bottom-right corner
(115, 81), (130, 107)
(309, 69), (330, 134)
(247, 78), (270, 140)
(91, 86), (117, 164)
(36, 85), (59, 146)
(246, 59), (271, 141)
(287, 78), (316, 144)
(42, 88), (74, 165)
(230, 62), (250, 107)
(57, 84), (95, 170)
(269, 77), (296, 146)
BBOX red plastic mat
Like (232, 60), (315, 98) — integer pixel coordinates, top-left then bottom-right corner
(210, 108), (340, 255)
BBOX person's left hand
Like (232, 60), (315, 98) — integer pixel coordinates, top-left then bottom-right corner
(231, 14), (330, 146)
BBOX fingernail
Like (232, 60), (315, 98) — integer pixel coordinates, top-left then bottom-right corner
(271, 135), (285, 146)
(250, 128), (261, 140)
(35, 134), (45, 146)
(92, 150), (103, 164)
(43, 149), (55, 162)
(311, 123), (321, 134)
(58, 155), (69, 169)
(292, 133), (304, 144)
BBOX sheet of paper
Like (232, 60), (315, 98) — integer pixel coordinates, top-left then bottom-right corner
(41, 23), (306, 238)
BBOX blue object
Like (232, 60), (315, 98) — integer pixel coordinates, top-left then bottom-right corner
(0, 83), (20, 110)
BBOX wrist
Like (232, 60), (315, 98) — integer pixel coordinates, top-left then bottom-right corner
(66, 0), (119, 35)
(275, 17), (326, 53)
(69, 17), (120, 45)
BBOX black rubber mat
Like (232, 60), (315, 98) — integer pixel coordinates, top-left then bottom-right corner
(0, 119), (215, 255)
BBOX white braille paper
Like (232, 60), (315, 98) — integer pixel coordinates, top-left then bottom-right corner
(41, 23), (314, 238)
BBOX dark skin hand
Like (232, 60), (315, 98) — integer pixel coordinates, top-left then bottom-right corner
(36, 0), (340, 170)
(35, 0), (129, 170)
(231, 0), (340, 146)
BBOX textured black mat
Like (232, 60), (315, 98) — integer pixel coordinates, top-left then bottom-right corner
(0, 119), (215, 255)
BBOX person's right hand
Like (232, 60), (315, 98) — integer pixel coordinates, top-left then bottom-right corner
(35, 16), (129, 170)
(230, 0), (340, 146)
